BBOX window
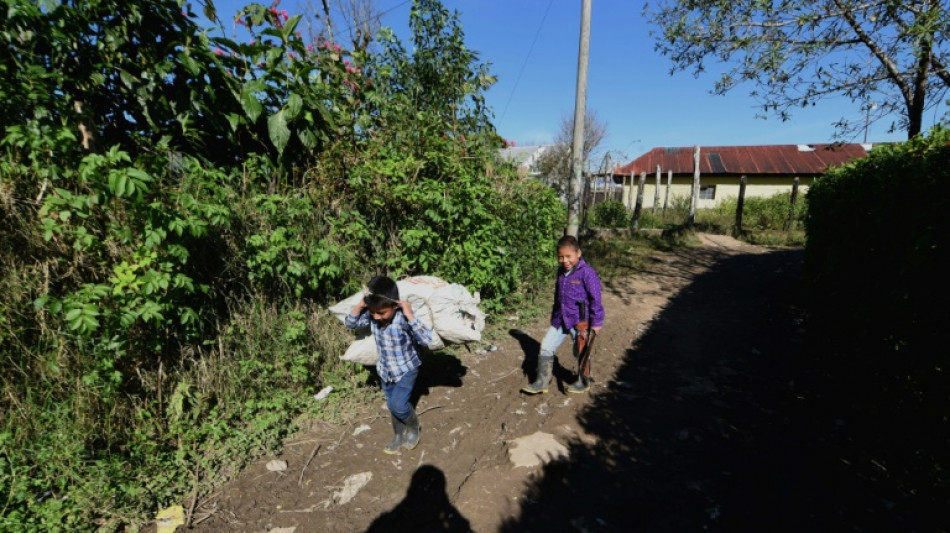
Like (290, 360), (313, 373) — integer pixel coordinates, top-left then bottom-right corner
(699, 185), (716, 200)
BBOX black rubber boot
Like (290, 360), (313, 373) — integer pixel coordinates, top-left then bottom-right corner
(567, 375), (590, 394)
(521, 356), (554, 394)
(402, 409), (421, 450)
(384, 413), (405, 454)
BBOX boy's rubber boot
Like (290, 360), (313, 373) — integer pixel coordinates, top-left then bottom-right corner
(567, 375), (590, 394)
(402, 409), (421, 450)
(384, 413), (405, 454)
(521, 356), (554, 394)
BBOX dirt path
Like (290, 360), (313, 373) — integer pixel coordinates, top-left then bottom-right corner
(186, 234), (810, 532)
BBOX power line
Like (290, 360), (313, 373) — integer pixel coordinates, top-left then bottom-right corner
(498, 0), (554, 128)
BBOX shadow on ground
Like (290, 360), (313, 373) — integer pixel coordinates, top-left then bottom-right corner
(498, 248), (947, 532)
(365, 464), (470, 533)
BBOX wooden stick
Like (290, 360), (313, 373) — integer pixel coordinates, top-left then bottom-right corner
(298, 443), (322, 487)
(184, 469), (199, 529)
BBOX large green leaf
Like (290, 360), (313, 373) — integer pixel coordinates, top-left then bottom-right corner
(241, 86), (263, 122)
(267, 110), (290, 155)
(285, 93), (302, 120)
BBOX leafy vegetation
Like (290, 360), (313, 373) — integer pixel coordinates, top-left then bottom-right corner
(586, 191), (806, 246)
(0, 0), (562, 529)
(805, 127), (950, 360)
(803, 127), (950, 513)
(591, 199), (629, 228)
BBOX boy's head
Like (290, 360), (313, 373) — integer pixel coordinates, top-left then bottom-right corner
(557, 235), (582, 271)
(365, 275), (399, 322)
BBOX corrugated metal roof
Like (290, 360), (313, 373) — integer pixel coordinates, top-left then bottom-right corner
(615, 143), (872, 176)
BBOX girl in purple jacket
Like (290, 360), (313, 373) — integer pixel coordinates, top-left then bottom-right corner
(522, 235), (605, 394)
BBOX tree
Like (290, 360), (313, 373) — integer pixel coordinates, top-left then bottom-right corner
(537, 111), (607, 198)
(648, 0), (950, 139)
(301, 0), (383, 52)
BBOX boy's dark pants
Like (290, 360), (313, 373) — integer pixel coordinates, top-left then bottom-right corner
(382, 367), (421, 451)
(382, 367), (418, 421)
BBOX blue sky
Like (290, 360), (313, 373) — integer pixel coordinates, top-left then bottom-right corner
(208, 0), (942, 167)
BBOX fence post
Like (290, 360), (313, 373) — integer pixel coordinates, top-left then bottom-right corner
(688, 145), (700, 227)
(581, 172), (592, 229)
(653, 164), (661, 214)
(734, 174), (747, 237)
(663, 169), (672, 220)
(624, 174), (632, 209)
(784, 176), (800, 232)
(632, 171), (646, 230)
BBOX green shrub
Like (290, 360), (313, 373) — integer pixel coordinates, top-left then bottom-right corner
(806, 127), (950, 363)
(1, 0), (564, 529)
(592, 200), (629, 228)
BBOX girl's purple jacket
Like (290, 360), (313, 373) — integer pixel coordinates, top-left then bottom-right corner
(551, 258), (605, 330)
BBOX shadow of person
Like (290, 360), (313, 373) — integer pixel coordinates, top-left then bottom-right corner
(509, 329), (540, 379)
(510, 328), (575, 393)
(365, 464), (472, 533)
(411, 350), (467, 405)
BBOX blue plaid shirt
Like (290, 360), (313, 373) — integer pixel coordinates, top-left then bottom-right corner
(345, 309), (432, 382)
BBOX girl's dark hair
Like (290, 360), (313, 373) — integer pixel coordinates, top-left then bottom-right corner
(557, 235), (580, 251)
(366, 275), (399, 308)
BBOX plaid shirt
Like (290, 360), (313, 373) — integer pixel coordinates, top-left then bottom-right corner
(345, 309), (432, 382)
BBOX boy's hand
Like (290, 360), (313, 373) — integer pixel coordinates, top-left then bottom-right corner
(398, 299), (415, 321)
(350, 297), (367, 315)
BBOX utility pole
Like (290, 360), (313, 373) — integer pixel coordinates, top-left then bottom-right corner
(566, 0), (592, 237)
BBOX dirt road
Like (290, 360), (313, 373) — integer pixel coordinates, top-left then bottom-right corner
(183, 235), (894, 532)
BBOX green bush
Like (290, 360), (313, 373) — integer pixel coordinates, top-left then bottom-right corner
(592, 199), (629, 228)
(805, 126), (950, 364)
(0, 0), (563, 529)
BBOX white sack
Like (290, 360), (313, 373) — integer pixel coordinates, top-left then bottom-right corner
(332, 276), (483, 364)
(428, 284), (485, 343)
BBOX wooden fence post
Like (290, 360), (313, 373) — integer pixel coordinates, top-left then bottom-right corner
(625, 174), (632, 209)
(734, 174), (747, 237)
(632, 171), (646, 230)
(653, 165), (661, 214)
(784, 176), (800, 232)
(663, 169), (672, 220)
(688, 145), (700, 227)
(581, 171), (592, 229)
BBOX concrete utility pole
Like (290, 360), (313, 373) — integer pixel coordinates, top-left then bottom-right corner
(566, 0), (592, 237)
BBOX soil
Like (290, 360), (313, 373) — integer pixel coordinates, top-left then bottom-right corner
(178, 234), (941, 532)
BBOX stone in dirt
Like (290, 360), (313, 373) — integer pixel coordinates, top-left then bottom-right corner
(332, 472), (373, 505)
(266, 460), (288, 472)
(508, 431), (569, 468)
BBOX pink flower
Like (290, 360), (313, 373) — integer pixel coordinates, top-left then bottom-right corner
(306, 45), (314, 51)
(280, 10), (289, 20)
(235, 17), (244, 25)
(332, 43), (342, 52)
(289, 51), (297, 59)
(250, 40), (256, 45)
(214, 47), (223, 55)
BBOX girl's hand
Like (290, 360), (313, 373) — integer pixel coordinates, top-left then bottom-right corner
(398, 299), (415, 321)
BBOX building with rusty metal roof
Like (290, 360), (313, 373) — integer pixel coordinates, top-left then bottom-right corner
(613, 143), (876, 209)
